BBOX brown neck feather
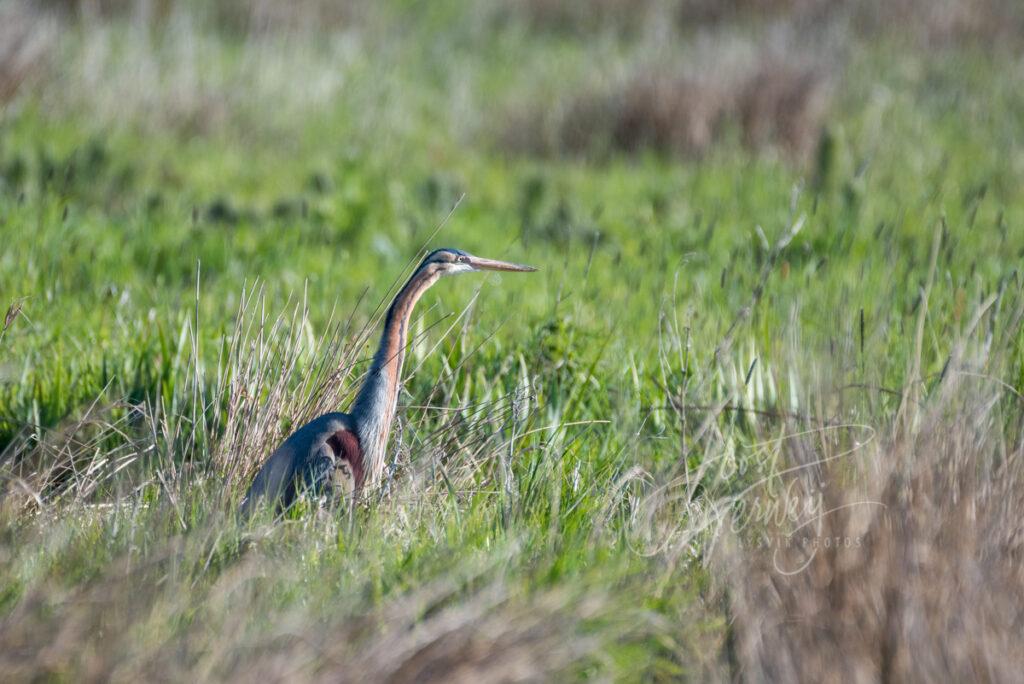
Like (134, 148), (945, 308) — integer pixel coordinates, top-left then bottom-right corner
(350, 263), (441, 484)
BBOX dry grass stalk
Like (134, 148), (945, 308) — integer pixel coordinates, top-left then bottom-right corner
(0, 400), (150, 514)
(212, 285), (374, 489)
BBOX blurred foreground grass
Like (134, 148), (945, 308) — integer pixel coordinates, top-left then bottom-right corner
(1, 1), (1024, 680)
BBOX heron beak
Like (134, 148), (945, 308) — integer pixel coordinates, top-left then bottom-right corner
(467, 255), (537, 272)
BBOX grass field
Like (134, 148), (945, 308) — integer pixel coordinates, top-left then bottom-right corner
(2, 1), (1024, 680)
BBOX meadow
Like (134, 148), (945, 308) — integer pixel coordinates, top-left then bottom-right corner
(2, 1), (1024, 680)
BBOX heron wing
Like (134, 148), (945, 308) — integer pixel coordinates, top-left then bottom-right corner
(241, 414), (356, 515)
(240, 437), (305, 515)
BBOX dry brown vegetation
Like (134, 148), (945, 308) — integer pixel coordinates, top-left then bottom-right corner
(497, 0), (1023, 163)
(0, 555), (620, 682)
(502, 0), (660, 34)
(722, 385), (1024, 680)
(7, 0), (1020, 157)
(677, 0), (831, 26)
(706, 277), (1024, 680)
(505, 56), (832, 162)
(510, 0), (1024, 41)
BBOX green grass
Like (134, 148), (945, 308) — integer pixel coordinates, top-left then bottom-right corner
(2, 3), (1024, 680)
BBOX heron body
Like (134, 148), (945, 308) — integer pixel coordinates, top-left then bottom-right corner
(241, 248), (535, 515)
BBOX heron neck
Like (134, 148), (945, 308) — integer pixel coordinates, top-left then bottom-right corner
(351, 265), (439, 484)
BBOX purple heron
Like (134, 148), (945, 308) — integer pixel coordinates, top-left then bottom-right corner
(241, 248), (535, 514)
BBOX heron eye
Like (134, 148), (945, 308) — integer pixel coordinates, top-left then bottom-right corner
(458, 255), (469, 263)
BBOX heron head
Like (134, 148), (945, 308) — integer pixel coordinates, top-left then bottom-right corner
(421, 247), (537, 276)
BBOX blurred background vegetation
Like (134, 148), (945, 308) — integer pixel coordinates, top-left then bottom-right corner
(1, 0), (1023, 680)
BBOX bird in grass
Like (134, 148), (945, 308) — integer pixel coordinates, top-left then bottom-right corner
(241, 248), (536, 515)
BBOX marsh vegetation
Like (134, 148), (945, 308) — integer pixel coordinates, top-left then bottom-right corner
(2, 1), (1023, 680)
